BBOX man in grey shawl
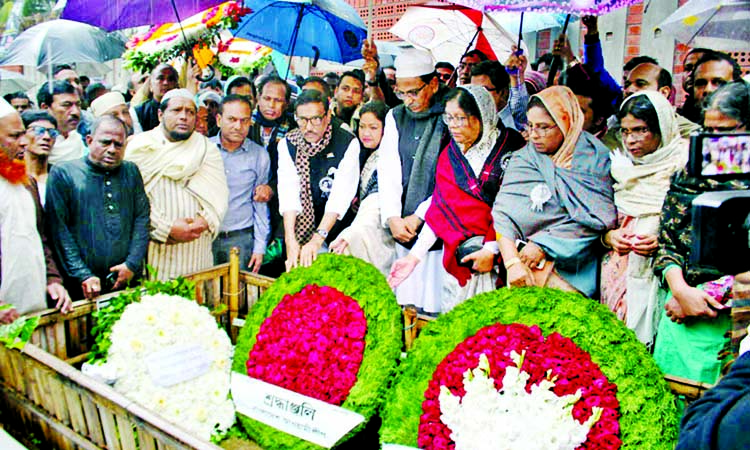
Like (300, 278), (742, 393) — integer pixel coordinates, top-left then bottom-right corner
(378, 48), (450, 314)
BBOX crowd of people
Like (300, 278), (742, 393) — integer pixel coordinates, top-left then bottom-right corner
(1, 16), (749, 397)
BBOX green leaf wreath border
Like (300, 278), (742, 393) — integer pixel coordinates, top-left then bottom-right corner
(232, 254), (403, 449)
(379, 287), (680, 449)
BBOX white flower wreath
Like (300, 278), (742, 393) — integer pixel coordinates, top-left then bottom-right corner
(106, 293), (235, 440)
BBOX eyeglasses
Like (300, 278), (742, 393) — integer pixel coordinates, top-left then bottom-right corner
(442, 113), (470, 127)
(703, 123), (745, 133)
(295, 114), (325, 127)
(394, 83), (427, 101)
(527, 123), (558, 137)
(28, 125), (59, 139)
(617, 126), (651, 140)
(438, 73), (452, 82)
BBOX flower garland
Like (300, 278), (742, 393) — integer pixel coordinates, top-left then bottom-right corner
(106, 293), (235, 441)
(380, 287), (680, 449)
(232, 254), (403, 450)
(245, 284), (367, 405)
(123, 1), (252, 74)
(420, 324), (620, 449)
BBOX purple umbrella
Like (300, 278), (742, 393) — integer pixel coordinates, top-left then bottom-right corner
(61, 0), (227, 31)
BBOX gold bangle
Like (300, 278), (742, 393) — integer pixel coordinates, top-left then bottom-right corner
(600, 233), (613, 250)
(504, 257), (522, 270)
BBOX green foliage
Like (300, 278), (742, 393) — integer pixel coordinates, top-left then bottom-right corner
(88, 267), (196, 364)
(0, 304), (40, 350)
(232, 254), (403, 450)
(379, 287), (681, 449)
(21, 0), (51, 17)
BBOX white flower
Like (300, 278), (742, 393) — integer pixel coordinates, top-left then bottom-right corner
(439, 353), (602, 450)
(107, 294), (235, 441)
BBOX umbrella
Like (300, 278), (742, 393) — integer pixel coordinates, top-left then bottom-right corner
(657, 0), (750, 51)
(233, 0), (368, 66)
(389, 2), (522, 67)
(61, 0), (228, 31)
(0, 69), (34, 95)
(451, 0), (641, 15)
(487, 11), (567, 34)
(0, 20), (125, 68)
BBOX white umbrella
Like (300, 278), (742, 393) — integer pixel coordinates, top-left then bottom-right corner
(658, 0), (750, 51)
(390, 2), (524, 67)
(0, 69), (34, 95)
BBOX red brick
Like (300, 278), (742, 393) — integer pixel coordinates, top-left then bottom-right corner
(628, 25), (642, 35)
(627, 13), (642, 25)
(627, 35), (640, 46)
(628, 3), (644, 15)
(627, 46), (640, 56)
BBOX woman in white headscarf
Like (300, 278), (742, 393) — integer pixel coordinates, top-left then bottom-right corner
(388, 85), (525, 312)
(601, 91), (689, 347)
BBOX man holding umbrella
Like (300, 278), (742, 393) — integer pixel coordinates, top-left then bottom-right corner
(378, 48), (449, 314)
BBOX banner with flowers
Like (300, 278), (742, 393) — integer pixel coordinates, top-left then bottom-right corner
(232, 254), (403, 449)
(380, 287), (680, 449)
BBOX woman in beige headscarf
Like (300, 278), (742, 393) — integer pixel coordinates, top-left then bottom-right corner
(601, 91), (689, 347)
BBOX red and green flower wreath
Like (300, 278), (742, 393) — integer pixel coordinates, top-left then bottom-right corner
(380, 287), (680, 449)
(232, 254), (403, 450)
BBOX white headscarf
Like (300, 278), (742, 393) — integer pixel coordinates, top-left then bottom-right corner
(611, 91), (689, 217)
(455, 85), (499, 172)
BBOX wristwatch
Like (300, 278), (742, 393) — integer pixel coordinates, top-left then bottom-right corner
(316, 229), (329, 239)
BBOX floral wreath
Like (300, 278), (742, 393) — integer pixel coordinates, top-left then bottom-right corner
(232, 254), (403, 449)
(106, 293), (235, 441)
(380, 287), (680, 449)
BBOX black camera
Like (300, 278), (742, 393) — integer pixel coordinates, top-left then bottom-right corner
(688, 132), (750, 275)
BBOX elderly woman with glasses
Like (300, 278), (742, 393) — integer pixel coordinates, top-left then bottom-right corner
(388, 85), (525, 311)
(651, 80), (750, 385)
(492, 85), (617, 297)
(600, 91), (690, 347)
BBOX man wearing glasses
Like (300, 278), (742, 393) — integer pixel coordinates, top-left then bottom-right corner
(435, 62), (456, 88)
(277, 90), (360, 270)
(378, 48), (450, 315)
(20, 110), (60, 205)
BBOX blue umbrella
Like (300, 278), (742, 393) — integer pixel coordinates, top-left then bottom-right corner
(234, 0), (367, 70)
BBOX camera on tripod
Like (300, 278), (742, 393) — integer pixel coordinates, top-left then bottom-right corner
(687, 132), (750, 275)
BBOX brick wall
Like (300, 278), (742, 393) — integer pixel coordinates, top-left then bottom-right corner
(624, 2), (643, 63)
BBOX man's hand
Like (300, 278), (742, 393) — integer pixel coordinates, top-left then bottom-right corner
(582, 15), (598, 35)
(300, 236), (324, 267)
(0, 302), (19, 324)
(519, 241), (546, 269)
(81, 276), (102, 300)
(507, 262), (534, 288)
(169, 218), (203, 243)
(285, 239), (301, 271)
(109, 263), (135, 290)
(403, 214), (423, 235)
(388, 217), (416, 244)
(673, 285), (727, 318)
(552, 34), (575, 61)
(604, 229), (634, 254)
(329, 238), (349, 254)
(253, 184), (273, 203)
(361, 39), (379, 62)
(47, 282), (72, 313)
(248, 253), (264, 273)
(630, 234), (658, 257)
(461, 248), (496, 273)
(505, 45), (528, 81)
(388, 254), (420, 288)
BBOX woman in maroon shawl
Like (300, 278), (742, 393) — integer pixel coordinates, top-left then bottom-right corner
(388, 85), (525, 312)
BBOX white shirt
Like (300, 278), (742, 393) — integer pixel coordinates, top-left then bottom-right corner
(377, 110), (404, 227)
(277, 135), (361, 219)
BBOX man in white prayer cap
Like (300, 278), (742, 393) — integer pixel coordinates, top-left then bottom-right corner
(376, 48), (450, 315)
(126, 89), (228, 280)
(90, 92), (135, 135)
(0, 97), (71, 323)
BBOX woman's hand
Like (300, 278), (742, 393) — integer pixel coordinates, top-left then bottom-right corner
(300, 236), (324, 267)
(388, 217), (416, 243)
(506, 262), (535, 288)
(285, 239), (301, 271)
(665, 297), (686, 323)
(630, 234), (658, 256)
(672, 285), (727, 318)
(519, 241), (545, 269)
(329, 238), (349, 254)
(461, 248), (496, 273)
(604, 229), (633, 254)
(387, 254), (420, 289)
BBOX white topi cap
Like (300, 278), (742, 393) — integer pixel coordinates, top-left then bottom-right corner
(0, 97), (17, 118)
(90, 92), (127, 117)
(394, 49), (435, 79)
(160, 88), (197, 107)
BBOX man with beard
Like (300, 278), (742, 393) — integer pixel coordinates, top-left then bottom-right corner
(45, 116), (150, 299)
(37, 80), (84, 165)
(90, 92), (135, 136)
(278, 90), (360, 269)
(332, 70), (365, 132)
(0, 97), (70, 323)
(378, 48), (449, 314)
(126, 89), (228, 280)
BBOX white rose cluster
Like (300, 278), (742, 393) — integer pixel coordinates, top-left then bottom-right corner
(106, 293), (235, 441)
(439, 352), (602, 450)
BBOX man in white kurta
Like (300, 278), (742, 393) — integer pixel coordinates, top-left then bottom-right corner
(126, 89), (228, 280)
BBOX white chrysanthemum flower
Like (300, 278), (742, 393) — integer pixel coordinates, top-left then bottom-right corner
(439, 353), (602, 450)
